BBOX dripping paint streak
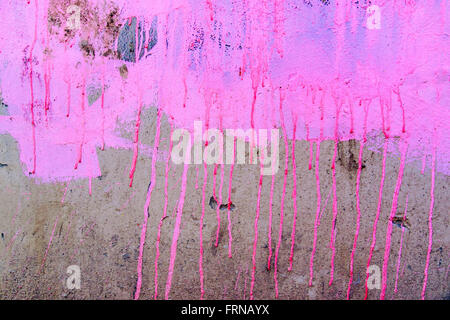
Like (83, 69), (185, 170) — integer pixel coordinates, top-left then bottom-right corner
(380, 143), (407, 300)
(129, 92), (143, 187)
(74, 76), (86, 170)
(364, 139), (388, 299)
(267, 171), (275, 270)
(421, 154), (426, 175)
(394, 195), (408, 294)
(346, 140), (364, 299)
(288, 119), (298, 271)
(227, 137), (237, 258)
(215, 163), (224, 247)
(100, 59), (106, 151)
(29, 0), (39, 174)
(329, 99), (341, 286)
(421, 147), (436, 300)
(165, 163), (190, 300)
(134, 110), (162, 300)
(274, 89), (288, 298)
(347, 101), (369, 298)
(250, 164), (263, 300)
(199, 162), (208, 299)
(154, 124), (173, 300)
(309, 141), (321, 287)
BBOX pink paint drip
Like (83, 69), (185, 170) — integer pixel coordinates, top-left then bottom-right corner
(380, 143), (407, 300)
(250, 164), (263, 300)
(421, 147), (436, 300)
(288, 119), (298, 271)
(267, 172), (275, 270)
(214, 163), (224, 247)
(274, 90), (288, 298)
(421, 154), (427, 175)
(129, 92), (143, 187)
(28, 0), (38, 175)
(346, 140), (364, 299)
(227, 137), (237, 258)
(154, 124), (173, 300)
(364, 139), (388, 299)
(134, 109), (161, 300)
(308, 140), (313, 171)
(199, 162), (208, 299)
(329, 98), (341, 286)
(347, 101), (369, 299)
(165, 163), (190, 300)
(394, 195), (409, 294)
(309, 141), (321, 287)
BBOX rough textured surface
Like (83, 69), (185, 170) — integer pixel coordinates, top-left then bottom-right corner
(0, 110), (448, 299)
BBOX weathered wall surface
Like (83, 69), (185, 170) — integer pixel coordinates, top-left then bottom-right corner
(0, 0), (448, 300)
(0, 110), (448, 299)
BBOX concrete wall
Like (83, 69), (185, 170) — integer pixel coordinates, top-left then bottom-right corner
(0, 109), (448, 299)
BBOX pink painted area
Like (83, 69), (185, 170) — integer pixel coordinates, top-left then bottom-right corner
(0, 1), (447, 182)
